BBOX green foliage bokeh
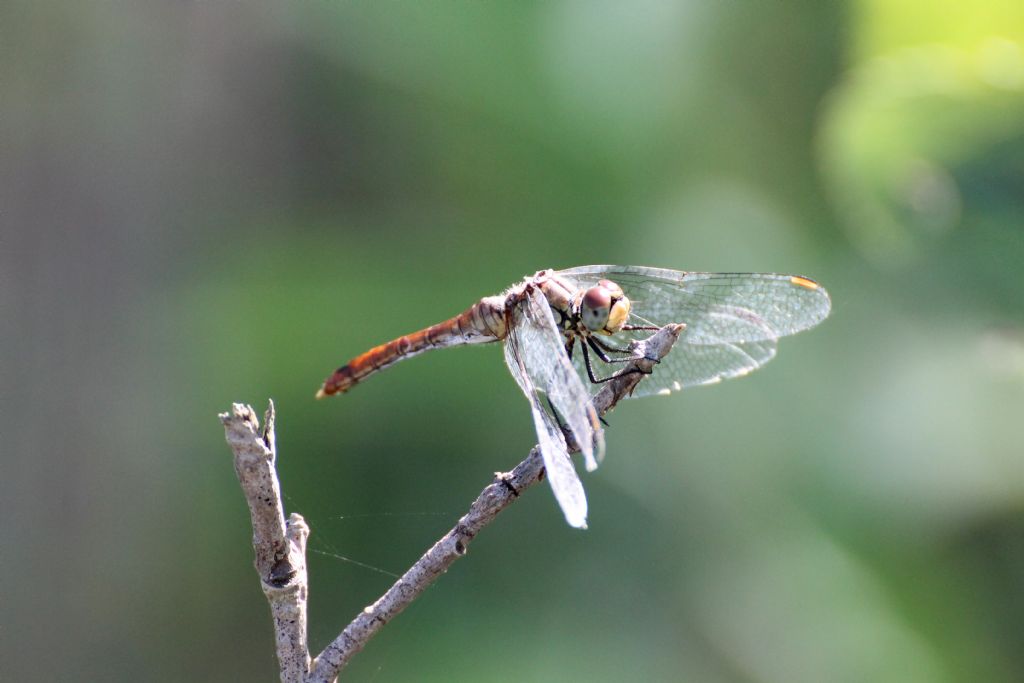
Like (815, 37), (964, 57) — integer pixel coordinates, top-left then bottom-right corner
(4, 1), (1024, 681)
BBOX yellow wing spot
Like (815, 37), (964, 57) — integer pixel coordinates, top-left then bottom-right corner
(790, 276), (819, 290)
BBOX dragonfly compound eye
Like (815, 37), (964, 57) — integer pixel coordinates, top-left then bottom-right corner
(581, 285), (612, 332)
(588, 280), (629, 334)
(597, 279), (624, 298)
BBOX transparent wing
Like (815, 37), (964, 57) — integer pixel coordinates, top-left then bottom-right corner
(525, 399), (588, 529)
(568, 325), (778, 397)
(507, 287), (605, 470)
(503, 288), (604, 528)
(629, 336), (777, 396)
(557, 265), (831, 341)
(558, 265), (831, 397)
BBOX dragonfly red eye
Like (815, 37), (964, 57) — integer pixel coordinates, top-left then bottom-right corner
(581, 286), (612, 332)
(597, 279), (624, 299)
(583, 286), (611, 311)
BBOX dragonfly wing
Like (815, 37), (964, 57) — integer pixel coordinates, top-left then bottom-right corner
(503, 287), (604, 528)
(559, 265), (829, 397)
(505, 287), (604, 470)
(556, 265), (831, 343)
(627, 337), (777, 397)
(570, 301), (780, 395)
(526, 399), (588, 529)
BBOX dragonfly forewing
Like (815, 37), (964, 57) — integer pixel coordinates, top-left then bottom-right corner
(526, 400), (588, 529)
(558, 265), (831, 397)
(558, 266), (831, 343)
(503, 287), (603, 528)
(516, 288), (604, 470)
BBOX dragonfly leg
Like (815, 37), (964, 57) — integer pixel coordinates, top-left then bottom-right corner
(546, 393), (609, 436)
(545, 395), (569, 432)
(582, 341), (652, 384)
(589, 336), (634, 355)
(589, 337), (660, 364)
(621, 324), (660, 331)
(560, 340), (611, 426)
(586, 337), (653, 365)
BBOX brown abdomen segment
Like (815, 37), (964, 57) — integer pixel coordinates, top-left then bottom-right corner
(316, 295), (507, 397)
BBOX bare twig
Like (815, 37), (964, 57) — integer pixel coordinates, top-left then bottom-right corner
(220, 324), (684, 683)
(220, 401), (310, 682)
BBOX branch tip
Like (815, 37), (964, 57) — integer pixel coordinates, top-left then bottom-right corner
(262, 399), (276, 449)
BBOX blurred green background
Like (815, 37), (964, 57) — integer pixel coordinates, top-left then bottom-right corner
(4, 1), (1024, 681)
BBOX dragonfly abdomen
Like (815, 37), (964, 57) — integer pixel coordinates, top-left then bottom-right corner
(317, 295), (507, 397)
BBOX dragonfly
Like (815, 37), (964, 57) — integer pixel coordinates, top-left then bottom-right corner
(317, 266), (831, 529)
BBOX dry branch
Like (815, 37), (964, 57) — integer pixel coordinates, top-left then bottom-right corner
(220, 324), (683, 682)
(220, 401), (311, 681)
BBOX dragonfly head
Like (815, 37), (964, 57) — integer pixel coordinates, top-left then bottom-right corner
(580, 279), (631, 335)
